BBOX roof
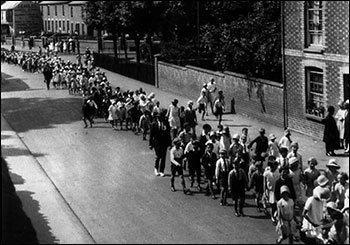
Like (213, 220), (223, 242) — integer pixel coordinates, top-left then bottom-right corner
(39, 1), (70, 5)
(1, 1), (22, 10)
(68, 1), (87, 6)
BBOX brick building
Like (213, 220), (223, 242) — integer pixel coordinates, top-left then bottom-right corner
(284, 1), (349, 138)
(1, 1), (42, 36)
(39, 1), (91, 36)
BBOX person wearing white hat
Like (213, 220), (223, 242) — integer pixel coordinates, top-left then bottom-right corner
(206, 77), (217, 114)
(325, 159), (341, 191)
(215, 149), (230, 206)
(196, 87), (207, 121)
(279, 129), (293, 153)
(268, 133), (280, 159)
(335, 100), (346, 149)
(287, 142), (303, 172)
(289, 156), (305, 210)
(276, 185), (297, 244)
(228, 134), (243, 167)
(301, 187), (330, 241)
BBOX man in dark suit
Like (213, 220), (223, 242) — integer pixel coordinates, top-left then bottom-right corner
(149, 110), (171, 177)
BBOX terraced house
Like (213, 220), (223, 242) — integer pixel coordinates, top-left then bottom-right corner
(39, 1), (91, 37)
(284, 1), (349, 138)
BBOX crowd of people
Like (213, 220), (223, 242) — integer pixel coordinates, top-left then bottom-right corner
(2, 46), (349, 244)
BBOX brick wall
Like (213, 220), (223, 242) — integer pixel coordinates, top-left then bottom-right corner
(325, 1), (349, 55)
(284, 1), (349, 139)
(158, 61), (284, 128)
(284, 1), (303, 50)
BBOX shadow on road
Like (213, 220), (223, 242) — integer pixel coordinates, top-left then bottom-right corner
(1, 96), (83, 133)
(1, 72), (30, 92)
(2, 157), (59, 244)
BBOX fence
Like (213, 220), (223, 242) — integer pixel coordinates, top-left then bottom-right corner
(93, 52), (155, 86)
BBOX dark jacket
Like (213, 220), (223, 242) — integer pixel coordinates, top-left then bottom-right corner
(322, 114), (340, 149)
(149, 120), (171, 150)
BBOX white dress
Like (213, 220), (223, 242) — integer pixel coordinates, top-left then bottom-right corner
(335, 108), (346, 139)
(167, 105), (181, 129)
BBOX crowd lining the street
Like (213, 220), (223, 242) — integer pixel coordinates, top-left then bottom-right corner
(1, 47), (349, 244)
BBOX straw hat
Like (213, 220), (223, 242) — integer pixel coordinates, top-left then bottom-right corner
(269, 134), (276, 140)
(326, 159), (341, 169)
(280, 185), (290, 195)
(232, 134), (240, 140)
(317, 175), (329, 187)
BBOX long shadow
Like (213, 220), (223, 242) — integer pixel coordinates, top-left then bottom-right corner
(2, 157), (59, 244)
(1, 96), (83, 133)
(1, 72), (30, 92)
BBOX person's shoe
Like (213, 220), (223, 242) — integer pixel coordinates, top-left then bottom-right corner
(159, 172), (165, 177)
(154, 169), (159, 176)
(183, 189), (190, 194)
(84, 125), (88, 128)
(234, 212), (241, 217)
(197, 186), (201, 191)
(171, 187), (176, 192)
(240, 211), (245, 217)
(330, 152), (336, 156)
(326, 152), (331, 157)
(211, 195), (216, 199)
(205, 192), (210, 196)
(276, 237), (283, 244)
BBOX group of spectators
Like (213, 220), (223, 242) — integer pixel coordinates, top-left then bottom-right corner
(2, 46), (349, 244)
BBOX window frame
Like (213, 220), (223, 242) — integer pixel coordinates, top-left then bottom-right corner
(71, 6), (73, 18)
(47, 6), (50, 16)
(55, 5), (57, 16)
(304, 1), (324, 52)
(305, 67), (325, 119)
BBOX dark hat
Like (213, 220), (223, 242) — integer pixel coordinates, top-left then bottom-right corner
(259, 128), (265, 134)
(173, 99), (179, 104)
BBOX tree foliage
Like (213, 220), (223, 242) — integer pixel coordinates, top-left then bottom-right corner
(83, 1), (282, 82)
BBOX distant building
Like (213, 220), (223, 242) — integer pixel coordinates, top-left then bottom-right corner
(1, 1), (42, 36)
(39, 1), (91, 36)
(284, 1), (349, 138)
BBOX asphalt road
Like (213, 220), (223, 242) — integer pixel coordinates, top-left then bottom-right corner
(0, 62), (286, 243)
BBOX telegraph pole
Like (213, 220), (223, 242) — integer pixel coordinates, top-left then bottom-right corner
(281, 1), (288, 129)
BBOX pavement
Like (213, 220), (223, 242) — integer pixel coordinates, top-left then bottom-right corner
(1, 43), (349, 244)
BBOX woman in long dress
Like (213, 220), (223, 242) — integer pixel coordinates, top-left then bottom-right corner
(334, 100), (346, 149)
(166, 99), (181, 141)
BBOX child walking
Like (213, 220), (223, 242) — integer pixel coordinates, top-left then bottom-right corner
(139, 110), (151, 140)
(276, 185), (298, 244)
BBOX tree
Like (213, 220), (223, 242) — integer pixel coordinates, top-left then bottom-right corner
(200, 1), (281, 81)
(83, 2), (104, 53)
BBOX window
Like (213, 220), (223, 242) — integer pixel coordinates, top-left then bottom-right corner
(59, 20), (61, 31)
(47, 6), (50, 16)
(71, 7), (73, 17)
(55, 5), (57, 16)
(44, 20), (47, 31)
(52, 21), (54, 31)
(67, 20), (70, 32)
(55, 20), (58, 31)
(71, 23), (74, 34)
(306, 1), (323, 47)
(62, 20), (65, 31)
(81, 23), (85, 35)
(75, 23), (80, 35)
(305, 67), (325, 117)
(62, 5), (65, 16)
